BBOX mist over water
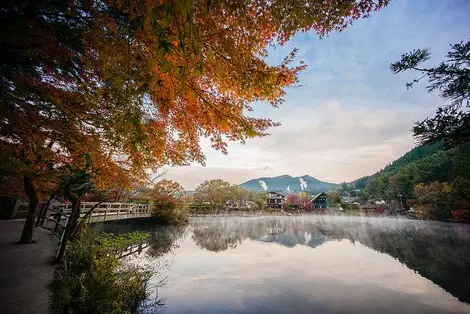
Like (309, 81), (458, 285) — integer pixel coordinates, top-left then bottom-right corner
(119, 216), (470, 314)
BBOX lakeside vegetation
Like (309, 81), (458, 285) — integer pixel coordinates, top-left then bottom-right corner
(50, 228), (151, 314)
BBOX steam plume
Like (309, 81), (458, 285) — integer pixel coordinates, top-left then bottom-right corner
(259, 180), (268, 191)
(299, 178), (308, 191)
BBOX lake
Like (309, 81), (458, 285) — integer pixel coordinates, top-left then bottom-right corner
(112, 216), (470, 314)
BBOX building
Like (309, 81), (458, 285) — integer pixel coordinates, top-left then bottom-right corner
(311, 192), (328, 209)
(266, 191), (285, 208)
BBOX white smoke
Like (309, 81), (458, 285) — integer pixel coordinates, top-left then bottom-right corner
(259, 180), (268, 191)
(299, 178), (308, 191)
(287, 185), (290, 192)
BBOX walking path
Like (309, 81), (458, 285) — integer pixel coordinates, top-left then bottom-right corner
(0, 219), (57, 314)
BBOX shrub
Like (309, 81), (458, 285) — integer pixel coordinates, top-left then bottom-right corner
(414, 182), (452, 220)
(50, 228), (151, 314)
(189, 204), (215, 214)
(451, 209), (470, 223)
(151, 194), (188, 225)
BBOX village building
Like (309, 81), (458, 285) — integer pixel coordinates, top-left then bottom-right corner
(311, 192), (328, 209)
(266, 191), (285, 208)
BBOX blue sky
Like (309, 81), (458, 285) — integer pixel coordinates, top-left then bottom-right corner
(166, 0), (470, 190)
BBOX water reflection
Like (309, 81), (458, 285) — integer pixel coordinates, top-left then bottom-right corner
(122, 216), (470, 313)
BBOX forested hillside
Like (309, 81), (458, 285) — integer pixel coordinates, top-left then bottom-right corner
(351, 141), (445, 190)
(345, 141), (470, 219)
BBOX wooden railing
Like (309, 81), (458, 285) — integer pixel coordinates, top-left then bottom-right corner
(39, 202), (152, 237)
(52, 202), (152, 223)
(33, 202), (153, 260)
(119, 240), (150, 259)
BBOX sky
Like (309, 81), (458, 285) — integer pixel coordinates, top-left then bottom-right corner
(165, 0), (470, 190)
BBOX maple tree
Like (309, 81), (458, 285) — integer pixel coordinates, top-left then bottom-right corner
(1, 0), (388, 242)
(151, 179), (189, 225)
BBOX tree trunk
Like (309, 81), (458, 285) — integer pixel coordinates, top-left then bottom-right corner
(19, 176), (38, 244)
(73, 199), (108, 237)
(56, 183), (81, 261)
(69, 198), (81, 238)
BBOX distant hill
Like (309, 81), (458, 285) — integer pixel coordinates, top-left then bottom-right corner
(344, 140), (466, 205)
(240, 175), (337, 194)
(351, 141), (446, 191)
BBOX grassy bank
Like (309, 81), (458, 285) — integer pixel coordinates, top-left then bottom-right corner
(50, 228), (151, 314)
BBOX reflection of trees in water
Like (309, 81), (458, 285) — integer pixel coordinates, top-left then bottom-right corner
(188, 217), (470, 303)
(147, 225), (186, 258)
(190, 218), (333, 250)
(191, 220), (244, 252)
(354, 222), (470, 303)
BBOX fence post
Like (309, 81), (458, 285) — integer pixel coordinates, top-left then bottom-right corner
(10, 200), (21, 219)
(55, 215), (69, 261)
(53, 209), (63, 234)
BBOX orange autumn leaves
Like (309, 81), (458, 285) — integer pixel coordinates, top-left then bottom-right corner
(1, 0), (388, 195)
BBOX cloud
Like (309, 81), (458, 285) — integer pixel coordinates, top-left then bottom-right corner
(165, 100), (421, 189)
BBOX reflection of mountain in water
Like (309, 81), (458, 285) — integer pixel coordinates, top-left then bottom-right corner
(189, 217), (470, 303)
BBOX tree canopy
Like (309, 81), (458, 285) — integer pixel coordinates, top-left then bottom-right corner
(1, 0), (389, 240)
(391, 40), (470, 148)
(1, 0), (389, 193)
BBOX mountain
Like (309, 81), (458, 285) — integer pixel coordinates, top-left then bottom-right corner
(240, 175), (337, 194)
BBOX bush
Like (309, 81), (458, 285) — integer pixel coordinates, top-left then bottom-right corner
(50, 228), (151, 314)
(414, 182), (452, 220)
(151, 194), (188, 225)
(341, 202), (360, 211)
(451, 209), (470, 223)
(189, 204), (215, 214)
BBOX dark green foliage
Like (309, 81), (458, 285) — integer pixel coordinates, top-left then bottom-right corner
(189, 204), (216, 214)
(413, 107), (470, 149)
(362, 148), (455, 203)
(349, 142), (447, 200)
(352, 142), (470, 220)
(50, 228), (151, 314)
(340, 202), (360, 211)
(391, 41), (470, 147)
(382, 141), (443, 173)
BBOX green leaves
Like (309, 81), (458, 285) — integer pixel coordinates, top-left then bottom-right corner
(390, 48), (431, 73)
(392, 40), (470, 148)
(50, 228), (151, 313)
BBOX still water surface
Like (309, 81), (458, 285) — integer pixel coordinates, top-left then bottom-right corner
(114, 216), (470, 314)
